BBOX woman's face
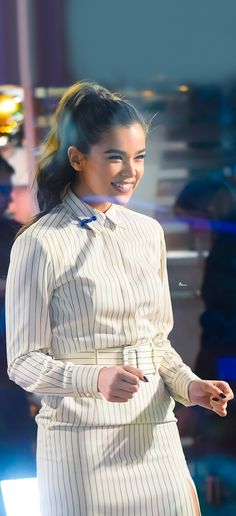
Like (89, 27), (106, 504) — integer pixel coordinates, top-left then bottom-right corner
(68, 123), (146, 212)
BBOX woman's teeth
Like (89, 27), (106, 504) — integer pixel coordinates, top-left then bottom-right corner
(111, 182), (132, 192)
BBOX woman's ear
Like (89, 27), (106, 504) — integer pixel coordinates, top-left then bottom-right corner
(67, 146), (83, 171)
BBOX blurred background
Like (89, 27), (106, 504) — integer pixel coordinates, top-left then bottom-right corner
(1, 0), (236, 514)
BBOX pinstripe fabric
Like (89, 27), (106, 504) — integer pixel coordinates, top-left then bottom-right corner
(37, 422), (199, 516)
(5, 188), (200, 515)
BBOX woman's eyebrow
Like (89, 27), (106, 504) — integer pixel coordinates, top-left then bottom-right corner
(104, 148), (146, 155)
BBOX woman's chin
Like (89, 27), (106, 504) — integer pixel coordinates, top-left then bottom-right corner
(112, 193), (131, 205)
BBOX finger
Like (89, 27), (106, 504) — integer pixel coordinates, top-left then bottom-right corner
(204, 380), (233, 400)
(120, 365), (144, 383)
(119, 382), (139, 394)
(211, 398), (228, 409)
(211, 381), (234, 400)
(210, 397), (228, 416)
(211, 404), (227, 417)
(114, 388), (136, 400)
(121, 365), (145, 380)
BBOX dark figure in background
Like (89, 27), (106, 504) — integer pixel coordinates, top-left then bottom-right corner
(175, 176), (236, 379)
(175, 179), (236, 512)
(0, 155), (36, 482)
(0, 156), (21, 367)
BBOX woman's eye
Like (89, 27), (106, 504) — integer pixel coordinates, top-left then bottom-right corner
(108, 155), (122, 161)
(135, 154), (146, 160)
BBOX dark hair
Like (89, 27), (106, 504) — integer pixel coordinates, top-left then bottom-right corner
(19, 81), (147, 235)
(0, 155), (14, 175)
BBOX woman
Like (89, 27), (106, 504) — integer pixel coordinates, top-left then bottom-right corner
(5, 81), (233, 516)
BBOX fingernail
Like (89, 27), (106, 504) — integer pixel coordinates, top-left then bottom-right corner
(219, 393), (226, 399)
(212, 397), (219, 402)
(142, 375), (149, 382)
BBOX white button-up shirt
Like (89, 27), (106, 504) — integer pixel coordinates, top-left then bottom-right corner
(5, 189), (198, 426)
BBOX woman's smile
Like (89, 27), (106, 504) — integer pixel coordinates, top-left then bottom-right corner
(110, 181), (134, 193)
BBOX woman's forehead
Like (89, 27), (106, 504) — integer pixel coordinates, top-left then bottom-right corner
(97, 123), (146, 148)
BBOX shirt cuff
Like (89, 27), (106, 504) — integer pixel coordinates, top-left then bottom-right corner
(72, 365), (104, 399)
(173, 368), (200, 406)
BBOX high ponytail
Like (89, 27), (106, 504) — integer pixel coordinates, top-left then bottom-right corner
(36, 130), (75, 212)
(17, 123), (76, 235)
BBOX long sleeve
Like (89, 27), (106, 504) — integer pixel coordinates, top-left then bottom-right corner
(5, 234), (103, 398)
(153, 232), (199, 405)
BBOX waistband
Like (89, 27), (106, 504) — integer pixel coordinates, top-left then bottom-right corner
(53, 343), (157, 374)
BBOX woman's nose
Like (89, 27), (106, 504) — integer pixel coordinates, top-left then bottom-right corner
(123, 161), (136, 178)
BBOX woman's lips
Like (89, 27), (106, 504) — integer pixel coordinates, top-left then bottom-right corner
(111, 182), (133, 193)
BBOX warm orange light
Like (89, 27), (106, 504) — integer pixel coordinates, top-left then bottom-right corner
(178, 84), (190, 92)
(0, 92), (23, 135)
(0, 121), (18, 133)
(141, 89), (156, 98)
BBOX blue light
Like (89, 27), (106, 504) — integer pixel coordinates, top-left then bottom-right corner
(217, 357), (236, 381)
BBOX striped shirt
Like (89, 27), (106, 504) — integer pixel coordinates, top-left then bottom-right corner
(5, 188), (199, 426)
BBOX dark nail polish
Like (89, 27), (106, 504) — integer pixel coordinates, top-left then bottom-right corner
(142, 375), (149, 382)
(212, 397), (219, 402)
(219, 393), (226, 399)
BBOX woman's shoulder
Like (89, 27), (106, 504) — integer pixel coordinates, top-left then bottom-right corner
(14, 204), (70, 249)
(114, 204), (164, 233)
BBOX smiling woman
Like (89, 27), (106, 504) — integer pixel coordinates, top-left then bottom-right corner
(67, 123), (146, 212)
(5, 81), (233, 516)
(31, 81), (148, 218)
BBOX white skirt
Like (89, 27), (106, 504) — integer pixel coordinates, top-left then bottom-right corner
(37, 421), (200, 516)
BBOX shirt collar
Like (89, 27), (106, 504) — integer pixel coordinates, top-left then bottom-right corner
(63, 188), (126, 232)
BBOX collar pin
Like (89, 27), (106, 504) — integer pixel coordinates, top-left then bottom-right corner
(80, 215), (97, 227)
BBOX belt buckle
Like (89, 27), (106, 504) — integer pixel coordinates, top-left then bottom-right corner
(122, 345), (139, 368)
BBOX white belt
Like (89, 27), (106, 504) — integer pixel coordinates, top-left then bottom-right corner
(53, 343), (157, 375)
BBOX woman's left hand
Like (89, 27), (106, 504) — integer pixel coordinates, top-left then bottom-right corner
(188, 380), (234, 417)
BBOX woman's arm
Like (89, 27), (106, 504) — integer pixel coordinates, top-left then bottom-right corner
(154, 231), (234, 411)
(5, 233), (103, 398)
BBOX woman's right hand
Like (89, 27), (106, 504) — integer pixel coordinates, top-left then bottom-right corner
(97, 365), (146, 402)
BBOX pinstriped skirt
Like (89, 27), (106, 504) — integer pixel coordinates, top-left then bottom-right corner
(37, 421), (200, 516)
